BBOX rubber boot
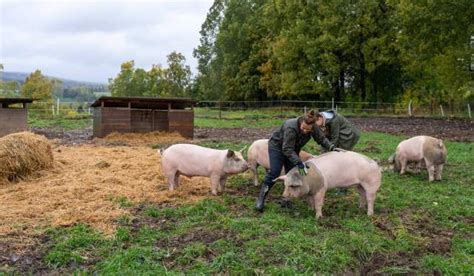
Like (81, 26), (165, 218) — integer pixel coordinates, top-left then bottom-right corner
(255, 183), (271, 212)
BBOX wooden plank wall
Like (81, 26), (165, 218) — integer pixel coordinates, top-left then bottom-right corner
(0, 108), (28, 137)
(168, 110), (194, 138)
(92, 107), (193, 138)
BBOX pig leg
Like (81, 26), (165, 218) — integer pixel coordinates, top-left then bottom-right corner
(174, 172), (180, 188)
(435, 164), (443, 181)
(313, 189), (327, 219)
(219, 176), (228, 193)
(249, 163), (259, 186)
(210, 175), (220, 195)
(398, 157), (408, 175)
(166, 170), (178, 191)
(366, 191), (376, 216)
(425, 158), (435, 182)
(307, 195), (315, 210)
(356, 185), (367, 209)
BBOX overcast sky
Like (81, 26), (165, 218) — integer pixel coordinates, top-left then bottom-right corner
(0, 0), (213, 83)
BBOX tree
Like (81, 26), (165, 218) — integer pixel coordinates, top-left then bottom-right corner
(20, 70), (53, 102)
(162, 52), (192, 97)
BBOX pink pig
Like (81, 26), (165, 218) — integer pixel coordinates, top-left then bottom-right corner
(391, 135), (447, 182)
(160, 144), (249, 195)
(247, 139), (314, 186)
(275, 151), (382, 219)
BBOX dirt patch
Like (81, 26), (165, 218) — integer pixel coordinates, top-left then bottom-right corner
(367, 211), (454, 274)
(360, 251), (419, 275)
(31, 117), (473, 145)
(350, 117), (473, 142)
(194, 117), (473, 142)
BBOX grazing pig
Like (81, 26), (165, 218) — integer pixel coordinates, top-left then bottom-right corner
(275, 151), (382, 219)
(391, 135), (447, 182)
(247, 139), (314, 186)
(160, 144), (249, 195)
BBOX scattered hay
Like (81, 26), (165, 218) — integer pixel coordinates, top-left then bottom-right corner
(95, 131), (188, 147)
(0, 132), (53, 183)
(0, 144), (212, 241)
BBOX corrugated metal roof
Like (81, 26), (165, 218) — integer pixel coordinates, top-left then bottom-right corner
(90, 96), (196, 109)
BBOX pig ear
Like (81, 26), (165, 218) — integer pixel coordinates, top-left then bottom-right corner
(227, 150), (235, 158)
(273, 175), (287, 182)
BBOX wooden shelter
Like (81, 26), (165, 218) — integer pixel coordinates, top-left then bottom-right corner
(90, 97), (196, 138)
(0, 98), (34, 137)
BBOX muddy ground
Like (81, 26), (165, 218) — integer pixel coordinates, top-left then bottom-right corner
(31, 117), (473, 145)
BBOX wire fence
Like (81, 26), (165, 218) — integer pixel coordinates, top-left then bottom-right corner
(195, 100), (473, 119)
(24, 99), (473, 120)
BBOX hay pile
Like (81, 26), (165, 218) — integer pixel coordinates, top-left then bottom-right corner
(0, 143), (212, 240)
(0, 132), (53, 183)
(96, 131), (188, 146)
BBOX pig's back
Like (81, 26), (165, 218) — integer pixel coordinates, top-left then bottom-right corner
(308, 151), (379, 185)
(396, 136), (426, 160)
(248, 139), (270, 168)
(162, 144), (222, 175)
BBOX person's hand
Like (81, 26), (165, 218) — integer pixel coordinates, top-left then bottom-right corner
(297, 162), (307, 176)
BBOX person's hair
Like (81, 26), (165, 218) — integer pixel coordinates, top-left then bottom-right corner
(302, 109), (316, 124)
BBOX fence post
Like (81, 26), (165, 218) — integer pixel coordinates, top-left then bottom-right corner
(304, 106), (307, 114)
(57, 98), (60, 115)
(280, 100), (283, 117)
(332, 98), (334, 110)
(336, 105), (338, 113)
(218, 101), (222, 120)
(440, 105), (444, 117)
(408, 100), (412, 117)
(468, 104), (472, 119)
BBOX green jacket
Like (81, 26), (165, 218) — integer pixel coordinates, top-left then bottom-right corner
(323, 111), (360, 150)
(268, 117), (333, 166)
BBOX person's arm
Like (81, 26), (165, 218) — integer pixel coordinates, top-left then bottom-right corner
(312, 127), (335, 151)
(282, 129), (301, 166)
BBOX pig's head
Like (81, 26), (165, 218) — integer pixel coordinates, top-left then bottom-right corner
(274, 168), (310, 199)
(223, 149), (249, 174)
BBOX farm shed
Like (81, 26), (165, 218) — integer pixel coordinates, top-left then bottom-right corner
(0, 98), (34, 137)
(90, 96), (196, 138)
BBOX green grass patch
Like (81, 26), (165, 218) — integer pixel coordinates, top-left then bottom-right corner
(29, 130), (474, 274)
(28, 111), (92, 130)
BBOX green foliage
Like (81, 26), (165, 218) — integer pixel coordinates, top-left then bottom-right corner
(20, 70), (54, 102)
(108, 52), (192, 98)
(194, 0), (474, 105)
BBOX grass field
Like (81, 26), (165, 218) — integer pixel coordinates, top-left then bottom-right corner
(24, 126), (473, 274)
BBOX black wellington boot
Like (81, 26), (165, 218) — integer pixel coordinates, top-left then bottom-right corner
(255, 184), (271, 212)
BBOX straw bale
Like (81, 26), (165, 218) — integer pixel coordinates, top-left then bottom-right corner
(0, 132), (53, 183)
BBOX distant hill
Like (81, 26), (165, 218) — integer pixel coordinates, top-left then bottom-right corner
(1, 71), (107, 89)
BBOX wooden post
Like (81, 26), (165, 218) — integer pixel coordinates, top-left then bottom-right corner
(280, 100), (283, 117)
(218, 101), (222, 120)
(440, 105), (444, 117)
(304, 106), (307, 114)
(408, 100), (412, 117)
(468, 104), (472, 119)
(57, 98), (60, 115)
(332, 98), (334, 110)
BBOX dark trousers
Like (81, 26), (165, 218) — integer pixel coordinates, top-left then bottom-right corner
(262, 147), (296, 188)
